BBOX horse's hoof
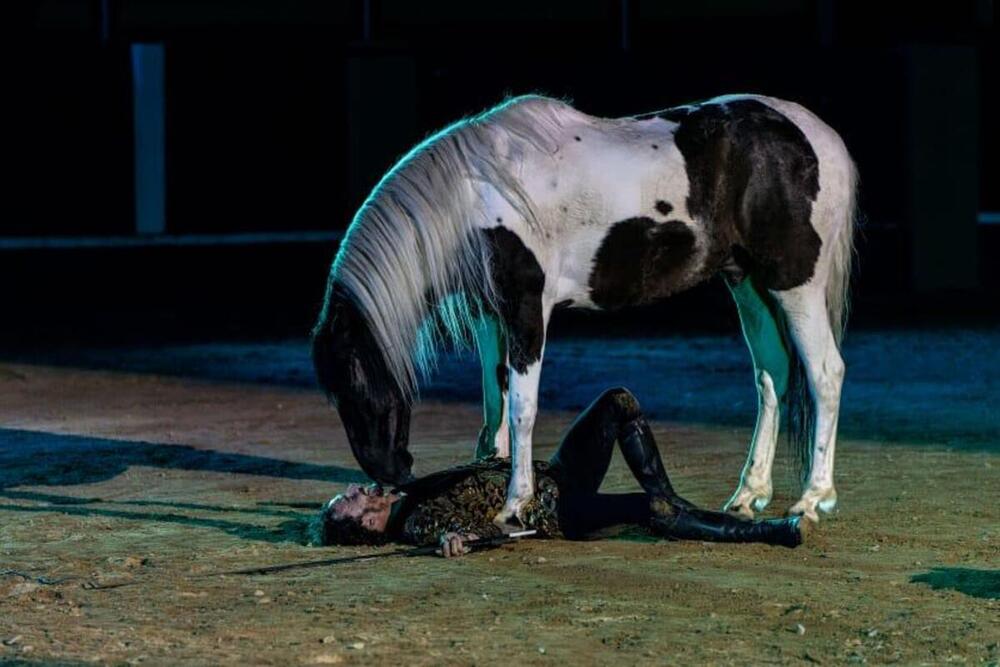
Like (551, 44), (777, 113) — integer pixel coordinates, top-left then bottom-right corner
(787, 487), (837, 523)
(493, 501), (529, 534)
(723, 484), (772, 519)
(787, 505), (819, 525)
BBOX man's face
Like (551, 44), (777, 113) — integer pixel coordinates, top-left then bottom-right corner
(327, 483), (398, 533)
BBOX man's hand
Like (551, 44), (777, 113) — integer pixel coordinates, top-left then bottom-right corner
(437, 532), (479, 558)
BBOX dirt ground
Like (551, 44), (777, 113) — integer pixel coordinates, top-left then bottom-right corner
(1, 363), (997, 665)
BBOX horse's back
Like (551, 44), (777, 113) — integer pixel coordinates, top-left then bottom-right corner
(481, 94), (855, 309)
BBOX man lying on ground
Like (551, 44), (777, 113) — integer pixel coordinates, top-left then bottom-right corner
(317, 387), (806, 556)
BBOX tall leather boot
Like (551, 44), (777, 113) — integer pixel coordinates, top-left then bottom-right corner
(619, 418), (695, 510)
(651, 507), (806, 549)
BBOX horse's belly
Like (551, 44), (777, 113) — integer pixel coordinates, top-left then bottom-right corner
(553, 218), (714, 311)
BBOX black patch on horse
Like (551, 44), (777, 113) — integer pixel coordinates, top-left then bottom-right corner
(654, 200), (673, 216)
(588, 217), (698, 310)
(652, 99), (822, 290)
(482, 227), (546, 374)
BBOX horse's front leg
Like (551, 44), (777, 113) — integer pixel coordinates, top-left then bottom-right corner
(474, 314), (509, 460)
(482, 225), (550, 530)
(492, 291), (549, 531)
(494, 352), (545, 530)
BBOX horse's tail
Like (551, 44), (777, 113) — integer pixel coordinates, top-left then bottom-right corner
(787, 152), (859, 484)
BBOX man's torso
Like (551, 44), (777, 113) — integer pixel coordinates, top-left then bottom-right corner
(392, 459), (563, 545)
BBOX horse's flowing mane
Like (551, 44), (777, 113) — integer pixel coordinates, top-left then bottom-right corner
(319, 95), (571, 398)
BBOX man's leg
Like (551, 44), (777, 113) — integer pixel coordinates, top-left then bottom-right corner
(552, 387), (805, 548)
(558, 492), (649, 538)
(653, 506), (806, 548)
(614, 402), (807, 548)
(549, 387), (688, 537)
(548, 388), (626, 496)
(551, 387), (690, 505)
(550, 386), (685, 501)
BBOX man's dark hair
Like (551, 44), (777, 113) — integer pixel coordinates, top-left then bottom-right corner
(319, 511), (391, 547)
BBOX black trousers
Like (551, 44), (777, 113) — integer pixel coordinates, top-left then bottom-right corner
(547, 387), (686, 539)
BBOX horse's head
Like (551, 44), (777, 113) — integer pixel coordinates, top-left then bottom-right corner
(312, 287), (414, 488)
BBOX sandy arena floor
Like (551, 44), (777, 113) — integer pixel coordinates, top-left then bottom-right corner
(1, 358), (997, 665)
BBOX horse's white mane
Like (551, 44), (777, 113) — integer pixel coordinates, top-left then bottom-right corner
(327, 95), (571, 397)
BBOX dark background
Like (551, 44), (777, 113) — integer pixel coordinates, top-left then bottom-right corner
(6, 0), (998, 348)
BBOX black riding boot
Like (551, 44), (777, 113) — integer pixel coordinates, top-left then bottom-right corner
(651, 506), (806, 549)
(619, 418), (695, 510)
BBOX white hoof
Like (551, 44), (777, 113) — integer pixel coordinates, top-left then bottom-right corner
(723, 484), (773, 519)
(493, 497), (530, 534)
(787, 487), (837, 523)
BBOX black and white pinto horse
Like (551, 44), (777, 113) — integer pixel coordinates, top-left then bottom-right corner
(313, 94), (857, 526)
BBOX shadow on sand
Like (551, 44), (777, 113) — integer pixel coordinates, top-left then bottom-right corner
(911, 567), (1000, 600)
(0, 427), (364, 544)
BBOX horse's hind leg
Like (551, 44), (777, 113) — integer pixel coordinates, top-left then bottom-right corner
(723, 276), (790, 518)
(474, 314), (510, 460)
(771, 284), (844, 522)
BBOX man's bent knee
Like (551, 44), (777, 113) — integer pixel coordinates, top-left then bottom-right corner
(597, 386), (641, 422)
